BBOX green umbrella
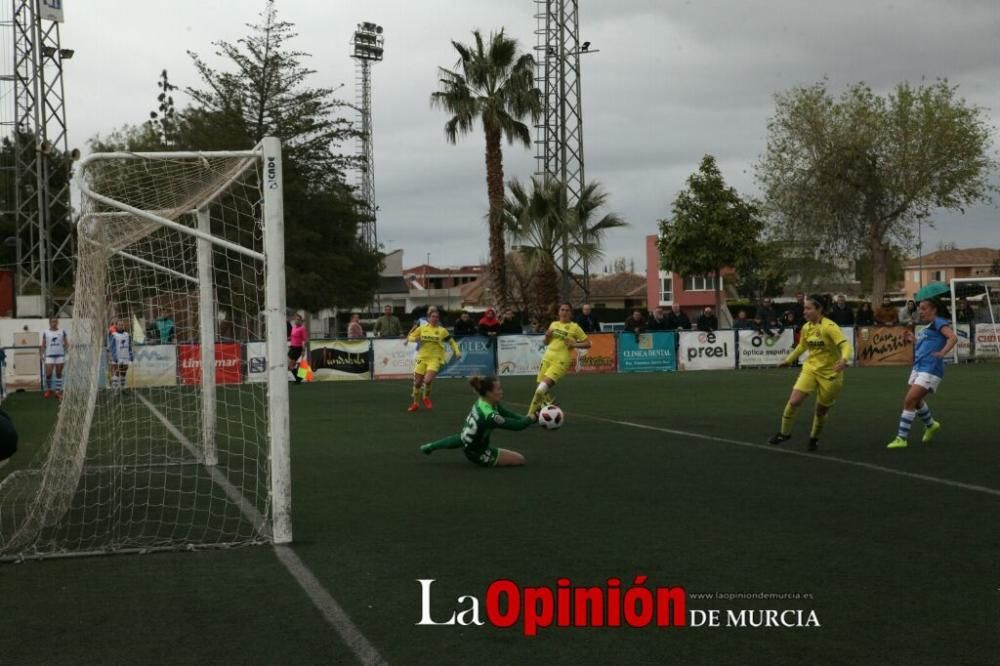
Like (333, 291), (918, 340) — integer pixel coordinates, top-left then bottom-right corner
(914, 282), (950, 302)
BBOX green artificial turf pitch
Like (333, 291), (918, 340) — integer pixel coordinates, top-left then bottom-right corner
(1, 364), (998, 665)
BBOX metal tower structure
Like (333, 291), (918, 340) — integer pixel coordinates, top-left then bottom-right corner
(534, 0), (590, 300)
(0, 0), (75, 316)
(350, 22), (383, 255)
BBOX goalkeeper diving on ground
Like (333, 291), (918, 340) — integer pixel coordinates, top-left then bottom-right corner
(420, 376), (535, 467)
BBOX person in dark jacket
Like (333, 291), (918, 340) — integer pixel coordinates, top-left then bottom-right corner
(477, 309), (501, 337)
(453, 311), (478, 337)
(856, 301), (875, 326)
(575, 303), (600, 334)
(696, 307), (718, 332)
(756, 297), (780, 332)
(956, 299), (975, 324)
(665, 303), (692, 330)
(733, 309), (753, 329)
(498, 309), (522, 335)
(623, 309), (647, 336)
(647, 306), (671, 331)
(827, 294), (855, 326)
(789, 292), (806, 327)
(0, 408), (17, 463)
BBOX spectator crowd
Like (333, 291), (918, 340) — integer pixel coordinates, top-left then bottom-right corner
(317, 294), (997, 340)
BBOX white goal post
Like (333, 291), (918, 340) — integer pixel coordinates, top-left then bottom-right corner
(950, 277), (1000, 364)
(0, 137), (291, 560)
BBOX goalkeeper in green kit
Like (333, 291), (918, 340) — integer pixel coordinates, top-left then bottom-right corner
(420, 376), (534, 467)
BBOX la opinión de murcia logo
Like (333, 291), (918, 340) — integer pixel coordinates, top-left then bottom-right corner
(417, 578), (821, 635)
(418, 577), (686, 636)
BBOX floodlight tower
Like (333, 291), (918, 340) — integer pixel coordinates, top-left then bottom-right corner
(350, 22), (384, 255)
(0, 0), (75, 316)
(534, 0), (594, 301)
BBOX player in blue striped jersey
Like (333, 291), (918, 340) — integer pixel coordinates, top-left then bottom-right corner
(107, 318), (133, 390)
(887, 298), (957, 449)
(41, 318), (69, 399)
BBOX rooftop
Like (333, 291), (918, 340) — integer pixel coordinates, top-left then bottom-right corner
(904, 247), (1000, 268)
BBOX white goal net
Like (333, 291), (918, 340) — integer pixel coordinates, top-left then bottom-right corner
(951, 277), (1000, 362)
(0, 138), (291, 560)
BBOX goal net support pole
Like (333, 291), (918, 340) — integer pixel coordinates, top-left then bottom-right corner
(262, 137), (292, 545)
(197, 209), (218, 467)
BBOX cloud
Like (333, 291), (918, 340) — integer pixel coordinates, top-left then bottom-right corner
(57, 0), (999, 272)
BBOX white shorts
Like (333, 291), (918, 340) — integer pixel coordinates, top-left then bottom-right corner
(908, 370), (942, 394)
(45, 356), (65, 366)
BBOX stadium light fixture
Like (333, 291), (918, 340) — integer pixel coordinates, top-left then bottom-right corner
(59, 49), (74, 59)
(352, 22), (385, 62)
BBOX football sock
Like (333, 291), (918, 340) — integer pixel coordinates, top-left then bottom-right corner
(810, 413), (828, 439)
(54, 375), (63, 392)
(422, 435), (463, 453)
(897, 409), (916, 439)
(916, 402), (934, 427)
(780, 403), (799, 436)
(527, 387), (548, 416)
(423, 384), (432, 398)
(411, 384), (421, 402)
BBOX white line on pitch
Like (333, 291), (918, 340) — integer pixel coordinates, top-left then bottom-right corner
(136, 393), (387, 666)
(568, 409), (1000, 498)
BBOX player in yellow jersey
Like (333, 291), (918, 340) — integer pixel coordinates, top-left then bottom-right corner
(768, 294), (851, 451)
(527, 303), (591, 416)
(405, 309), (461, 412)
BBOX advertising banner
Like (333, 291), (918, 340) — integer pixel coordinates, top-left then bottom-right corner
(310, 340), (371, 381)
(571, 332), (617, 374)
(973, 322), (1000, 359)
(178, 343), (242, 385)
(131, 344), (178, 388)
(738, 329), (796, 368)
(496, 335), (545, 377)
(246, 342), (267, 383)
(677, 330), (736, 371)
(437, 336), (495, 378)
(855, 327), (913, 367)
(617, 332), (676, 373)
(372, 338), (415, 380)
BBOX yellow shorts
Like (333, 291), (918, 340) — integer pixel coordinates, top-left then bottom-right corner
(537, 356), (571, 384)
(414, 357), (443, 375)
(793, 368), (844, 407)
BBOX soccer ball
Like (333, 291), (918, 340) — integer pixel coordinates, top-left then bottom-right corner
(538, 405), (564, 430)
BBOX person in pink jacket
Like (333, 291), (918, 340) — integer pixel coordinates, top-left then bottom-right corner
(288, 313), (308, 383)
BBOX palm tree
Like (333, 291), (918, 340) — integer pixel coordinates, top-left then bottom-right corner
(505, 177), (627, 318)
(431, 29), (540, 310)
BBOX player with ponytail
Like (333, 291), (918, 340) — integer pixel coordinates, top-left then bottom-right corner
(886, 297), (957, 449)
(419, 376), (533, 467)
(769, 294), (852, 451)
(526, 302), (591, 417)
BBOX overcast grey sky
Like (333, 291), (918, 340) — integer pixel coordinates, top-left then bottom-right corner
(64, 0), (999, 270)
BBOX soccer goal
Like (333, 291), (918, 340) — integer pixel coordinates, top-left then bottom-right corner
(950, 277), (1000, 363)
(0, 138), (291, 560)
